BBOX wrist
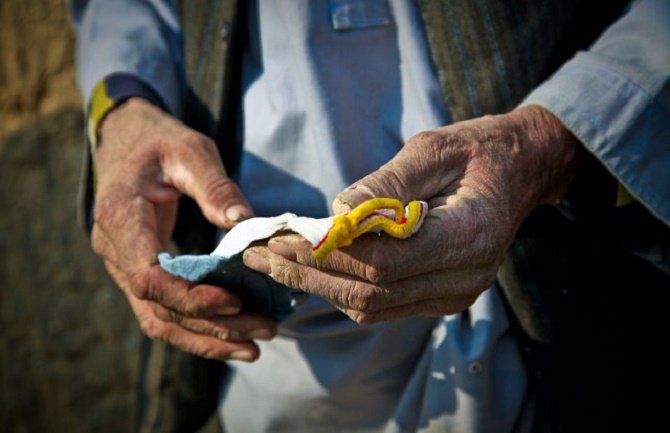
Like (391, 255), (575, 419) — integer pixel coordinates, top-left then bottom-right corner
(508, 105), (582, 206)
(87, 73), (169, 148)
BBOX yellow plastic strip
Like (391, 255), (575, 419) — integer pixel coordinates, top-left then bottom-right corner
(87, 80), (115, 149)
(312, 198), (426, 260)
(615, 182), (636, 207)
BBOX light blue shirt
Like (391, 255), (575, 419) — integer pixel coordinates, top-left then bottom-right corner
(70, 0), (670, 431)
(224, 1), (529, 432)
(236, 0), (448, 217)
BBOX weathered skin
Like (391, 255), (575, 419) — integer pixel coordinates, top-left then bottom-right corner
(244, 106), (580, 324)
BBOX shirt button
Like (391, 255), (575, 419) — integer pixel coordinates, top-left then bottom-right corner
(220, 21), (231, 41)
(468, 361), (482, 374)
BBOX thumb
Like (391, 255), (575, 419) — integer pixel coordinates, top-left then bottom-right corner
(333, 132), (447, 214)
(164, 136), (254, 228)
(332, 183), (381, 215)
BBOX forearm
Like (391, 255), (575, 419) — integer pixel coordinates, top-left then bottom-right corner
(521, 0), (670, 225)
(68, 0), (184, 118)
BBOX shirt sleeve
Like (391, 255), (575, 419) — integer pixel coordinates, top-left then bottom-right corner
(521, 0), (670, 226)
(68, 0), (184, 118)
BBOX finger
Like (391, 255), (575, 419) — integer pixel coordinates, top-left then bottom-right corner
(161, 133), (253, 228)
(339, 293), (479, 324)
(333, 131), (467, 213)
(243, 247), (493, 316)
(128, 296), (261, 362)
(267, 203), (504, 284)
(93, 186), (245, 316)
(152, 304), (277, 341)
(105, 260), (243, 317)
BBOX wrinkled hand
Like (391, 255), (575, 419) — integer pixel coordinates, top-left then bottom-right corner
(244, 106), (580, 323)
(92, 97), (276, 361)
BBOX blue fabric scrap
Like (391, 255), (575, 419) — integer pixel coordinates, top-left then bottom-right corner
(158, 252), (308, 321)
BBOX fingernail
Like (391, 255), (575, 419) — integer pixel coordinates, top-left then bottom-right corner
(243, 250), (271, 274)
(225, 204), (252, 223)
(334, 186), (375, 214)
(249, 329), (274, 340)
(230, 351), (256, 362)
(268, 238), (297, 260)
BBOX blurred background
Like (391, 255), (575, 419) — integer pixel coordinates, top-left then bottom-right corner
(0, 0), (141, 431)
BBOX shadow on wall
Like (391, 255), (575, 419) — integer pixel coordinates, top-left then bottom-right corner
(0, 107), (141, 433)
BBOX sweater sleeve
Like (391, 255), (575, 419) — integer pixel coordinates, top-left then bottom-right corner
(68, 0), (185, 118)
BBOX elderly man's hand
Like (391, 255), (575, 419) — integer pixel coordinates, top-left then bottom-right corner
(243, 106), (580, 323)
(92, 97), (276, 361)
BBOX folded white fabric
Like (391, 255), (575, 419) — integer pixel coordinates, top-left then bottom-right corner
(209, 213), (334, 258)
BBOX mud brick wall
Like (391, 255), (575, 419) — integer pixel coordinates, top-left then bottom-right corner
(0, 1), (140, 431)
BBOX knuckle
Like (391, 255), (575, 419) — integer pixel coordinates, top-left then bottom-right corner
(153, 305), (181, 324)
(408, 131), (445, 149)
(364, 248), (398, 284)
(409, 129), (471, 168)
(128, 270), (152, 300)
(343, 281), (380, 313)
(133, 267), (203, 317)
(180, 132), (216, 153)
(274, 263), (304, 290)
(355, 312), (379, 325)
(350, 312), (367, 324)
(185, 288), (220, 316)
(364, 264), (384, 284)
(152, 305), (170, 321)
(378, 167), (406, 196)
(138, 317), (162, 340)
(179, 286), (222, 317)
(345, 287), (366, 311)
(407, 131), (452, 161)
(177, 297), (200, 317)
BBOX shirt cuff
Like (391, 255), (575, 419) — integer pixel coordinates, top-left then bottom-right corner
(86, 72), (170, 148)
(520, 52), (670, 226)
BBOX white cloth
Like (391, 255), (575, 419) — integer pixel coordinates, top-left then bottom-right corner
(211, 213), (333, 258)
